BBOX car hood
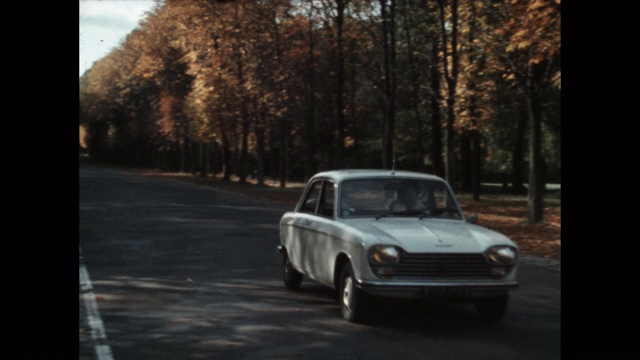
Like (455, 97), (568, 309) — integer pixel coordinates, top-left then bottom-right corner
(345, 218), (514, 253)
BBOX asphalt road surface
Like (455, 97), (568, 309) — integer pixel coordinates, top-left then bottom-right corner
(79, 163), (560, 360)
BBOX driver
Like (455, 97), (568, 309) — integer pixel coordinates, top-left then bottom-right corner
(387, 183), (427, 212)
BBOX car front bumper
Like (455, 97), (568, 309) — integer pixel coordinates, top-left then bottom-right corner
(357, 279), (518, 300)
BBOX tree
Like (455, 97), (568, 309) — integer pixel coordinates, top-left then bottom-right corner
(456, 1), (488, 200)
(379, 0), (398, 170)
(436, 0), (460, 184)
(494, 0), (560, 222)
(133, 0), (195, 173)
(316, 0), (352, 170)
(78, 0), (560, 226)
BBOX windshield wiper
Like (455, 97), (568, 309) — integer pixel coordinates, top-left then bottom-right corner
(376, 210), (426, 220)
(419, 208), (455, 219)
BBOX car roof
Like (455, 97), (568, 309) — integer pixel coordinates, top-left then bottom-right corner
(309, 169), (445, 183)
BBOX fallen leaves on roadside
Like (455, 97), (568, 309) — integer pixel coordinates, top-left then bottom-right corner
(461, 199), (561, 260)
(127, 168), (561, 261)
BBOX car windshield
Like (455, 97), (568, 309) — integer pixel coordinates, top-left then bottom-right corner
(339, 178), (462, 220)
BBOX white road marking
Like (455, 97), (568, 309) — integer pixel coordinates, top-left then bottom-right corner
(80, 247), (114, 360)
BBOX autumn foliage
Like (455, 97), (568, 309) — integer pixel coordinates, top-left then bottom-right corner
(79, 0), (560, 222)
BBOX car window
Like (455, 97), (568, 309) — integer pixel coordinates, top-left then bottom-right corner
(340, 180), (389, 216)
(300, 180), (322, 214)
(339, 178), (462, 219)
(318, 181), (335, 218)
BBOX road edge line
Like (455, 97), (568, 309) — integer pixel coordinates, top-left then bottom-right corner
(80, 246), (114, 360)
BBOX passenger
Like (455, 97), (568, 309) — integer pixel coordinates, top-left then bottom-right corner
(388, 183), (427, 212)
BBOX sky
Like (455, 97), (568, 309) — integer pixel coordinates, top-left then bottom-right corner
(79, 0), (157, 77)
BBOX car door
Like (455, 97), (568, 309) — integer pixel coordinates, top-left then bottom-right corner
(302, 180), (337, 285)
(289, 179), (324, 275)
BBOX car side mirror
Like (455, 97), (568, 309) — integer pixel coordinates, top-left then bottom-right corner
(465, 214), (478, 224)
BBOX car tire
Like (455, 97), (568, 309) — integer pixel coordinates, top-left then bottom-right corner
(283, 251), (303, 290)
(475, 293), (509, 322)
(339, 262), (367, 322)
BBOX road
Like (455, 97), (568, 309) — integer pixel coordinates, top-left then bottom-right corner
(79, 163), (560, 360)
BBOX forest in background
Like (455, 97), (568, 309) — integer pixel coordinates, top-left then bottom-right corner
(78, 0), (560, 222)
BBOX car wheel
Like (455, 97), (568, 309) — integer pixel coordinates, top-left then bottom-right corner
(339, 262), (367, 322)
(475, 293), (509, 322)
(283, 251), (303, 290)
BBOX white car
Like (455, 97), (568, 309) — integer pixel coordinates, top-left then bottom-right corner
(278, 170), (519, 322)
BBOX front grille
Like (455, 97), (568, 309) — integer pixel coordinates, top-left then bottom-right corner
(373, 252), (496, 279)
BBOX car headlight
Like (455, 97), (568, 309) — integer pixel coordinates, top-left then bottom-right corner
(368, 245), (402, 265)
(484, 245), (518, 266)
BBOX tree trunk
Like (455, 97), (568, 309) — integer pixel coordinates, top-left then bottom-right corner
(511, 103), (528, 195)
(189, 139), (197, 175)
(527, 62), (545, 223)
(209, 141), (219, 177)
(401, 7), (425, 171)
(460, 133), (472, 192)
(429, 42), (445, 178)
(465, 2), (481, 200)
(270, 124), (279, 181)
(471, 129), (481, 201)
(199, 142), (207, 177)
(445, 101), (456, 184)
(238, 108), (250, 183)
(180, 134), (186, 173)
(305, 8), (316, 181)
(437, 0), (459, 185)
(381, 0), (397, 170)
(348, 45), (358, 168)
(279, 119), (287, 188)
(255, 102), (266, 186)
(335, 0), (346, 169)
(233, 1), (250, 184)
(222, 136), (232, 181)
